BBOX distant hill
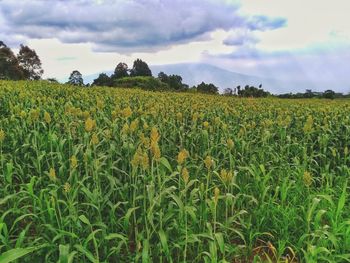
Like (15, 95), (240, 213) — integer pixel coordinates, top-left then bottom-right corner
(150, 63), (318, 94)
(84, 63), (319, 94)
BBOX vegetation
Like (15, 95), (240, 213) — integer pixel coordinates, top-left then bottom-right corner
(278, 89), (349, 99)
(237, 85), (270, 98)
(0, 41), (43, 81)
(67, 70), (84, 86)
(1, 80), (350, 262)
(113, 76), (168, 91)
(195, 82), (219, 94)
(158, 72), (189, 92)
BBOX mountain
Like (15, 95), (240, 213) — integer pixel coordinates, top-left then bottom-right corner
(150, 63), (317, 94)
(83, 63), (318, 94)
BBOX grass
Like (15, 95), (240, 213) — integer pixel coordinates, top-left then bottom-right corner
(0, 80), (350, 262)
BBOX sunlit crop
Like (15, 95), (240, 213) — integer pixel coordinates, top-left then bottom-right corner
(1, 80), (350, 262)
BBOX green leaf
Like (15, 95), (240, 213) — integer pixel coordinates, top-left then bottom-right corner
(215, 233), (225, 254)
(58, 244), (69, 263)
(74, 245), (98, 263)
(79, 215), (91, 226)
(0, 245), (45, 263)
(336, 181), (348, 220)
(142, 239), (150, 263)
(158, 230), (170, 257)
(159, 157), (172, 172)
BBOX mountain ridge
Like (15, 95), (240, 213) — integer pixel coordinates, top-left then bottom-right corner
(83, 63), (318, 94)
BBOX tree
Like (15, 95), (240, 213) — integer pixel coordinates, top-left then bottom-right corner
(46, 78), (58, 83)
(92, 73), (112, 86)
(224, 88), (234, 96)
(158, 72), (168, 83)
(112, 62), (129, 79)
(130, 59), (152, 77)
(237, 85), (270, 97)
(323, 89), (335, 99)
(0, 41), (24, 80)
(237, 86), (241, 95)
(67, 70), (84, 86)
(196, 82), (219, 94)
(158, 72), (188, 91)
(17, 44), (43, 80)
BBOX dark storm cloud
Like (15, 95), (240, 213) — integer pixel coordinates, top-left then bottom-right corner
(0, 0), (286, 52)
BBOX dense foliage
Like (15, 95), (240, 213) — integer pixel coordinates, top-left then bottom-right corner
(113, 76), (168, 91)
(0, 41), (43, 81)
(1, 81), (350, 262)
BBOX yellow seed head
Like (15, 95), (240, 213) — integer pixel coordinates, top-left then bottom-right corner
(49, 168), (56, 181)
(214, 187), (220, 204)
(130, 119), (139, 132)
(29, 109), (40, 122)
(131, 147), (149, 170)
(150, 127), (160, 144)
(0, 129), (5, 142)
(182, 167), (189, 184)
(203, 121), (209, 129)
(331, 148), (337, 158)
(151, 143), (161, 160)
(44, 111), (51, 124)
(96, 99), (104, 110)
(177, 149), (189, 165)
(140, 133), (150, 148)
(220, 169), (233, 184)
(204, 156), (213, 170)
(70, 155), (78, 169)
(20, 110), (27, 118)
(227, 139), (234, 150)
(141, 152), (149, 170)
(64, 182), (71, 193)
(303, 115), (313, 133)
(303, 171), (313, 187)
(121, 123), (129, 135)
(121, 107), (133, 118)
(85, 117), (96, 132)
(104, 129), (112, 140)
(176, 112), (182, 121)
(91, 133), (99, 145)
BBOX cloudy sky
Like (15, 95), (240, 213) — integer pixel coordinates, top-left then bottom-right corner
(1, 0), (349, 92)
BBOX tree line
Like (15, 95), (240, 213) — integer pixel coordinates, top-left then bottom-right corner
(1, 40), (349, 98)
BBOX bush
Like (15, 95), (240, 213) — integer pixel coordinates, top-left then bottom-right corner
(113, 76), (169, 91)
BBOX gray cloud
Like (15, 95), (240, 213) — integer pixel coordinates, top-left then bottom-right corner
(223, 30), (259, 46)
(247, 15), (287, 31)
(204, 43), (350, 93)
(0, 0), (286, 52)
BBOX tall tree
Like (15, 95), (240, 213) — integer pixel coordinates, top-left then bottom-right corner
(112, 62), (129, 79)
(223, 88), (234, 95)
(67, 70), (84, 86)
(158, 72), (188, 91)
(92, 73), (111, 86)
(130, 59), (152, 77)
(158, 72), (169, 83)
(0, 41), (24, 80)
(17, 44), (43, 80)
(196, 82), (219, 94)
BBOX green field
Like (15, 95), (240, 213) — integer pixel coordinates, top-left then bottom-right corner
(1, 81), (350, 262)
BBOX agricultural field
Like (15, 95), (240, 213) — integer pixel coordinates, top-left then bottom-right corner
(1, 80), (350, 262)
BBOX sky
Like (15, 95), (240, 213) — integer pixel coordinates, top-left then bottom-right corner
(1, 0), (350, 92)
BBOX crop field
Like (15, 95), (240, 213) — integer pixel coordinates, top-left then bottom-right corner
(0, 81), (350, 262)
